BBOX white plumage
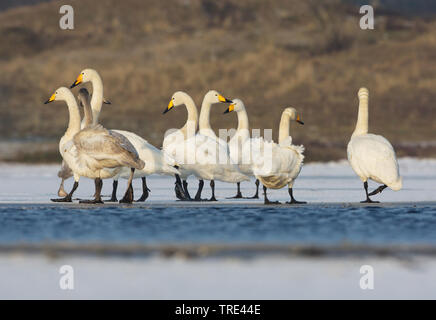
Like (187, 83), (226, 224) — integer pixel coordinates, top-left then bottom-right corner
(347, 88), (402, 202)
(243, 107), (305, 204)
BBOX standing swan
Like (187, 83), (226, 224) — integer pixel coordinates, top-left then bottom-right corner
(45, 87), (144, 204)
(163, 91), (249, 201)
(347, 88), (402, 203)
(223, 99), (260, 199)
(69, 68), (184, 202)
(195, 90), (249, 200)
(244, 107), (305, 205)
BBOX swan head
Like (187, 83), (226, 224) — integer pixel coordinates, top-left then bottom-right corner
(224, 98), (245, 114)
(44, 87), (73, 104)
(283, 107), (304, 125)
(163, 91), (190, 114)
(70, 68), (98, 88)
(204, 90), (233, 105)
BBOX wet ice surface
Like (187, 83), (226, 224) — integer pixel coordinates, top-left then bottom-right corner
(0, 158), (435, 245)
(0, 203), (436, 245)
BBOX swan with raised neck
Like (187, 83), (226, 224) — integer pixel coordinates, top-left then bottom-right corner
(352, 87), (369, 137)
(70, 68), (104, 125)
(278, 107), (304, 146)
(198, 90), (233, 139)
(164, 91), (199, 140)
(45, 87), (81, 142)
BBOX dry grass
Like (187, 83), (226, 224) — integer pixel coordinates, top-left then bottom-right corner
(0, 0), (436, 162)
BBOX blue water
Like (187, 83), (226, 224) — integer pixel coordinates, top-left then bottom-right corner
(1, 203), (436, 245)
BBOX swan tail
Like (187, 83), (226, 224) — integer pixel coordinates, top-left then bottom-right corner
(388, 176), (403, 191)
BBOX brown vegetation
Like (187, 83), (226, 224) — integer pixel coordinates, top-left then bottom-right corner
(0, 0), (435, 162)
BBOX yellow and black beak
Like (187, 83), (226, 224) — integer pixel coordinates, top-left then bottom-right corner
(163, 99), (174, 114)
(70, 73), (83, 88)
(296, 115), (304, 125)
(218, 94), (233, 103)
(103, 98), (111, 105)
(44, 92), (56, 104)
(223, 103), (235, 114)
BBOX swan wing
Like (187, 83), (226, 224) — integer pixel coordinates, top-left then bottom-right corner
(73, 125), (144, 170)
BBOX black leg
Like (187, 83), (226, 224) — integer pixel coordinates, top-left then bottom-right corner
(209, 180), (217, 201)
(245, 179), (260, 199)
(182, 180), (192, 200)
(194, 179), (206, 201)
(286, 188), (307, 204)
(80, 178), (104, 204)
(263, 185), (280, 205)
(107, 180), (118, 202)
(227, 182), (243, 199)
(120, 168), (135, 204)
(368, 184), (387, 197)
(136, 177), (150, 202)
(174, 174), (187, 200)
(361, 181), (380, 203)
(51, 181), (79, 202)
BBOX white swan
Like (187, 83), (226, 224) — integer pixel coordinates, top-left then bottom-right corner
(223, 99), (260, 199)
(69, 68), (183, 202)
(163, 91), (249, 201)
(44, 87), (145, 204)
(347, 88), (402, 203)
(243, 107), (305, 204)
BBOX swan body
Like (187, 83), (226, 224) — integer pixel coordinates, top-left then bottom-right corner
(243, 107), (305, 204)
(112, 130), (179, 179)
(196, 91), (249, 183)
(347, 88), (402, 202)
(224, 99), (261, 199)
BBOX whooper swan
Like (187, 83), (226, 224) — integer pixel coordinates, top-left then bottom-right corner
(69, 68), (183, 202)
(223, 98), (260, 199)
(244, 107), (305, 205)
(44, 87), (144, 204)
(347, 88), (402, 203)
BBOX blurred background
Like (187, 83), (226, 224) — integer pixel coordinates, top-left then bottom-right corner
(0, 0), (435, 163)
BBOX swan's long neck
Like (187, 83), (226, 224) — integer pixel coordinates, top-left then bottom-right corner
(64, 93), (82, 140)
(90, 73), (104, 125)
(180, 94), (198, 139)
(236, 107), (249, 132)
(199, 96), (215, 137)
(353, 92), (369, 136)
(81, 98), (93, 128)
(278, 112), (291, 144)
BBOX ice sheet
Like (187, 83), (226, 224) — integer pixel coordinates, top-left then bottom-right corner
(0, 158), (434, 203)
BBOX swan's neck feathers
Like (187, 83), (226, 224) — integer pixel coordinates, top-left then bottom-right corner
(64, 93), (82, 140)
(180, 93), (198, 139)
(199, 96), (213, 135)
(278, 112), (291, 145)
(82, 100), (93, 128)
(90, 73), (103, 125)
(353, 95), (369, 137)
(236, 108), (249, 132)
